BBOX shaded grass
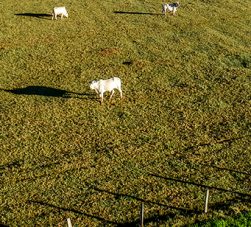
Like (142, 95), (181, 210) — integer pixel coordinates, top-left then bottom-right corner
(0, 0), (251, 226)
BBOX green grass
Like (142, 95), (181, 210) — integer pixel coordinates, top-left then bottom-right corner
(192, 211), (251, 227)
(1, 0), (251, 226)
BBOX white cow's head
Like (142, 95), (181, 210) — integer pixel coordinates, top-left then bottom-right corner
(90, 81), (98, 90)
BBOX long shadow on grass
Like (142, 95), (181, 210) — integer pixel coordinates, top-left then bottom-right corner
(201, 164), (251, 176)
(184, 135), (251, 152)
(149, 174), (251, 198)
(120, 202), (251, 227)
(2, 86), (94, 99)
(114, 11), (162, 16)
(179, 135), (251, 176)
(92, 186), (197, 214)
(210, 197), (251, 211)
(28, 199), (194, 227)
(90, 187), (201, 226)
(28, 200), (121, 225)
(0, 160), (24, 178)
(15, 13), (51, 20)
(117, 211), (180, 227)
(0, 160), (24, 171)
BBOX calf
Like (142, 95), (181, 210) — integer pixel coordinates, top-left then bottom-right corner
(52, 6), (68, 20)
(90, 77), (123, 104)
(162, 2), (180, 15)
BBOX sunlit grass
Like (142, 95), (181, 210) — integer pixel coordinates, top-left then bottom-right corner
(0, 0), (250, 226)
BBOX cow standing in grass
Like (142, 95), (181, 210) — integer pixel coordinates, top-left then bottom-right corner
(52, 6), (68, 20)
(90, 77), (123, 104)
(162, 2), (180, 15)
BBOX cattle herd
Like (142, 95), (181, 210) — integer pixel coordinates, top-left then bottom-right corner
(51, 2), (180, 103)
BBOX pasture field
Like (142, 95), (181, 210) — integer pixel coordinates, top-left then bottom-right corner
(1, 0), (251, 226)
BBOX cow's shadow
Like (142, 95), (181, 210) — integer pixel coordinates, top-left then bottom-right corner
(2, 86), (94, 99)
(114, 11), (162, 16)
(15, 13), (52, 20)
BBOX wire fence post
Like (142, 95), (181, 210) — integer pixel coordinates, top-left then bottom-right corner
(67, 218), (72, 227)
(204, 189), (210, 213)
(140, 203), (144, 227)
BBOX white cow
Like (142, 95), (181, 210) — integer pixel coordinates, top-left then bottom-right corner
(162, 2), (180, 15)
(52, 6), (68, 20)
(90, 77), (123, 103)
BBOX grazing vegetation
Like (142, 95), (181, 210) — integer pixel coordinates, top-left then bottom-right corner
(192, 211), (251, 227)
(1, 0), (250, 226)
